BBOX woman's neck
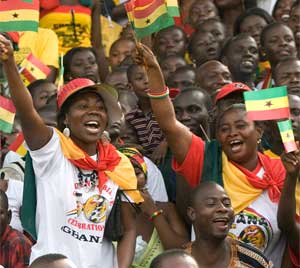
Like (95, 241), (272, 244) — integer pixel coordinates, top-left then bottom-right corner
(192, 237), (231, 268)
(239, 153), (259, 171)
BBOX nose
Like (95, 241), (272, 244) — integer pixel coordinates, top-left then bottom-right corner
(180, 110), (191, 121)
(216, 201), (229, 213)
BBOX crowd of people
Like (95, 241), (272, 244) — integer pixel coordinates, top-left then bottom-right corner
(0, 0), (299, 268)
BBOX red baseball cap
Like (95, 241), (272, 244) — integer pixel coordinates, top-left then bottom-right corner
(57, 78), (122, 125)
(215, 82), (251, 104)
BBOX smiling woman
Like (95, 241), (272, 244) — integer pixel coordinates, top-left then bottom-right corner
(0, 34), (143, 268)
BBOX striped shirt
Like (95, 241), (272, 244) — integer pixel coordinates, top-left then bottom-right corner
(125, 107), (164, 158)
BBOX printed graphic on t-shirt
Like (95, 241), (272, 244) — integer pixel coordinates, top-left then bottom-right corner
(60, 169), (116, 244)
(229, 207), (273, 252)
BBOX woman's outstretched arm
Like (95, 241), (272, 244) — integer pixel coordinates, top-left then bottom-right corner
(0, 35), (52, 150)
(137, 44), (192, 165)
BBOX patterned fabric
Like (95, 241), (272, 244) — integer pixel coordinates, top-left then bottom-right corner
(0, 226), (32, 268)
(125, 107), (164, 158)
(184, 237), (273, 268)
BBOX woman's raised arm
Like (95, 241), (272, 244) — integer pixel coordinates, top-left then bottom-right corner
(137, 44), (192, 165)
(0, 35), (52, 150)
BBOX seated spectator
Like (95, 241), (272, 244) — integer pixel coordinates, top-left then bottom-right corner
(167, 66), (196, 90)
(0, 160), (25, 232)
(273, 57), (300, 96)
(196, 60), (232, 99)
(188, 30), (222, 67)
(185, 182), (273, 268)
(0, 190), (32, 268)
(221, 33), (259, 88)
(150, 249), (199, 268)
(29, 253), (77, 268)
(153, 26), (187, 61)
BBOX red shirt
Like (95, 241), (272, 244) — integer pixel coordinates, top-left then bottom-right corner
(0, 226), (32, 268)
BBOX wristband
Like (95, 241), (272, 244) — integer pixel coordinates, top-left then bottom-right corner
(149, 209), (163, 221)
(148, 86), (169, 99)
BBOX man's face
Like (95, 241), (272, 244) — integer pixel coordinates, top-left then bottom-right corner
(289, 94), (300, 141)
(274, 60), (300, 96)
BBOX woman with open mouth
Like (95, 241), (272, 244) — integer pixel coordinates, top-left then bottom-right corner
(0, 34), (143, 268)
(138, 43), (287, 268)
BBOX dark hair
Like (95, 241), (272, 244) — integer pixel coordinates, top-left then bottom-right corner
(260, 22), (289, 47)
(233, 7), (274, 36)
(109, 38), (135, 55)
(272, 0), (297, 17)
(173, 86), (212, 112)
(220, 33), (254, 59)
(126, 63), (143, 83)
(0, 189), (8, 210)
(27, 79), (52, 97)
(173, 65), (196, 75)
(150, 249), (196, 268)
(29, 253), (68, 267)
(196, 17), (226, 32)
(188, 29), (209, 55)
(274, 56), (300, 78)
(63, 47), (97, 82)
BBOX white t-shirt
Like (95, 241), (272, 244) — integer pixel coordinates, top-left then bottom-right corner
(144, 157), (168, 202)
(29, 130), (119, 268)
(6, 179), (23, 231)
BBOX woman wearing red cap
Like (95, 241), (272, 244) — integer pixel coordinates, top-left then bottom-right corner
(136, 44), (287, 268)
(0, 35), (142, 268)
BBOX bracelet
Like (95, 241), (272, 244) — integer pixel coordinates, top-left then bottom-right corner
(149, 209), (163, 221)
(148, 86), (169, 99)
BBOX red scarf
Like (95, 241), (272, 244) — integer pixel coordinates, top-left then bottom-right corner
(233, 152), (285, 202)
(69, 142), (121, 192)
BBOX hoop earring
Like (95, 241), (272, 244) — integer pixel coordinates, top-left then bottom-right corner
(63, 127), (70, 137)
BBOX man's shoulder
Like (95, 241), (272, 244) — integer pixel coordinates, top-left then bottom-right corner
(4, 226), (32, 247)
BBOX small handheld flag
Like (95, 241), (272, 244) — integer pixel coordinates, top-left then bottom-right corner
(0, 96), (16, 134)
(20, 54), (51, 86)
(277, 120), (298, 153)
(0, 0), (39, 32)
(125, 0), (175, 39)
(8, 132), (27, 157)
(243, 86), (290, 121)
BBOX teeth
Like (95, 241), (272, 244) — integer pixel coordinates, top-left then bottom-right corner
(86, 121), (99, 127)
(230, 140), (241, 145)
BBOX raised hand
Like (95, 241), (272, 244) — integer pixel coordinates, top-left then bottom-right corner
(135, 43), (160, 69)
(0, 34), (14, 62)
(281, 150), (300, 178)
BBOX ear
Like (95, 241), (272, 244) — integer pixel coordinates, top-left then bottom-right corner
(187, 206), (196, 222)
(255, 124), (264, 141)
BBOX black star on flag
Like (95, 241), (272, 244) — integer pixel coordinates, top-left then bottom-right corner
(30, 67), (35, 72)
(12, 12), (19, 18)
(146, 18), (151, 24)
(264, 100), (273, 108)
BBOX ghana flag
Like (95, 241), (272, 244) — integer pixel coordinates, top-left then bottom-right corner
(8, 132), (27, 157)
(0, 96), (16, 133)
(277, 120), (298, 152)
(0, 0), (39, 32)
(244, 86), (290, 121)
(125, 0), (175, 38)
(20, 53), (51, 86)
(166, 0), (181, 25)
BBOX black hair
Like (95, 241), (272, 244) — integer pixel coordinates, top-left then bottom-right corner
(173, 65), (196, 75)
(220, 33), (254, 59)
(150, 249), (196, 268)
(0, 189), (8, 210)
(63, 47), (97, 82)
(109, 38), (136, 55)
(127, 63), (143, 83)
(274, 56), (300, 78)
(188, 29), (209, 56)
(233, 7), (274, 36)
(27, 79), (52, 97)
(196, 17), (226, 33)
(272, 0), (297, 17)
(29, 253), (68, 267)
(260, 22), (289, 47)
(173, 86), (212, 112)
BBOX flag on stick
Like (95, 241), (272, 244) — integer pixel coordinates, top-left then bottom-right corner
(0, 0), (39, 32)
(243, 86), (290, 120)
(0, 96), (16, 133)
(125, 0), (175, 38)
(166, 0), (181, 25)
(277, 120), (298, 153)
(20, 54), (51, 86)
(8, 133), (27, 157)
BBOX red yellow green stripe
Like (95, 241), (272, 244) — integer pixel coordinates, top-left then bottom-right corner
(0, 96), (16, 133)
(244, 86), (290, 120)
(277, 119), (297, 152)
(8, 133), (27, 157)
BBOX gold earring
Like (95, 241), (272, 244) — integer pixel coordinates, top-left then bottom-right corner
(257, 138), (262, 144)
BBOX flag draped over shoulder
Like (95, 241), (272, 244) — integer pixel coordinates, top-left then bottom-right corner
(0, 0), (39, 32)
(277, 120), (298, 153)
(0, 96), (16, 133)
(125, 0), (175, 38)
(20, 53), (51, 86)
(243, 86), (290, 120)
(8, 133), (27, 157)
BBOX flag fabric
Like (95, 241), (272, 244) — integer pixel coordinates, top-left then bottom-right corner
(0, 0), (39, 32)
(166, 0), (181, 25)
(277, 120), (298, 153)
(125, 0), (175, 38)
(243, 86), (290, 121)
(20, 53), (51, 86)
(8, 133), (27, 157)
(0, 96), (16, 133)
